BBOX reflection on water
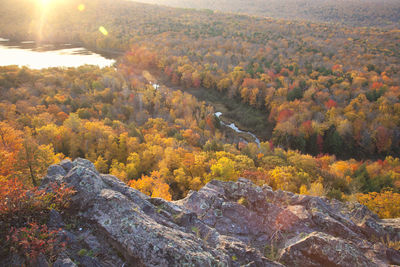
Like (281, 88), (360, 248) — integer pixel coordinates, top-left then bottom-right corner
(0, 39), (115, 69)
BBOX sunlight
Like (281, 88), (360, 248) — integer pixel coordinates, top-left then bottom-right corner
(99, 26), (109, 36)
(78, 4), (85, 12)
(40, 0), (52, 7)
(37, 0), (52, 42)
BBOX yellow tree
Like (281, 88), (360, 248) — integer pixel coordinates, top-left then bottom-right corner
(129, 171), (172, 200)
(209, 157), (238, 182)
(17, 129), (63, 186)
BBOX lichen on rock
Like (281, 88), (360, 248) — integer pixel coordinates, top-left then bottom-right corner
(37, 159), (399, 266)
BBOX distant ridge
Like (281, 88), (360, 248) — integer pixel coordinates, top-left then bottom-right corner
(132, 0), (400, 28)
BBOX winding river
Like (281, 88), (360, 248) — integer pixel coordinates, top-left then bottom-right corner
(215, 112), (261, 146)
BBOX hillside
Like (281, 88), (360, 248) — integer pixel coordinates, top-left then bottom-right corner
(132, 0), (400, 28)
(0, 0), (399, 265)
(2, 158), (399, 266)
(1, 0), (399, 160)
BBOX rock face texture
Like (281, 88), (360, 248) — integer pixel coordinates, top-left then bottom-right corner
(40, 158), (399, 267)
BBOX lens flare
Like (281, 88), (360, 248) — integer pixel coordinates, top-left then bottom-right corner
(99, 26), (109, 36)
(78, 4), (85, 12)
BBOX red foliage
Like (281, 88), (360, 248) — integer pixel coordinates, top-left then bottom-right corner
(269, 141), (275, 151)
(324, 99), (337, 109)
(0, 179), (75, 226)
(205, 115), (215, 132)
(129, 93), (135, 103)
(372, 82), (383, 89)
(0, 179), (75, 262)
(277, 109), (294, 123)
(7, 223), (65, 263)
(242, 78), (265, 89)
(332, 64), (342, 72)
(192, 76), (201, 88)
(301, 120), (313, 136)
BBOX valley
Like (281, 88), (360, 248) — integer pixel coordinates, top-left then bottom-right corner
(0, 0), (399, 265)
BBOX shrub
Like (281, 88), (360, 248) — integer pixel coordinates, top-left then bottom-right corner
(7, 223), (66, 264)
(0, 178), (75, 263)
(0, 179), (75, 228)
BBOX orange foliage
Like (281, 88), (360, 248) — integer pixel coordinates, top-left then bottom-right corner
(0, 123), (23, 179)
(241, 170), (271, 185)
(129, 171), (172, 200)
(0, 179), (75, 225)
(276, 109), (294, 123)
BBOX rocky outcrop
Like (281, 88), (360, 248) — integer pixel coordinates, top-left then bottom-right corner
(40, 158), (400, 267)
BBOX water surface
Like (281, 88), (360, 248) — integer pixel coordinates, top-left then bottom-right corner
(215, 112), (261, 146)
(0, 39), (115, 69)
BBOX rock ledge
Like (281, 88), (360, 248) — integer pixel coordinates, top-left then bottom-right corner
(39, 159), (399, 267)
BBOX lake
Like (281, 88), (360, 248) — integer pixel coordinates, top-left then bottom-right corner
(0, 38), (116, 69)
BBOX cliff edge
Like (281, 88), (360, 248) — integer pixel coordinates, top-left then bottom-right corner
(34, 158), (400, 266)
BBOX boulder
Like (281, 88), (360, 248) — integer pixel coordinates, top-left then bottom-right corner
(279, 232), (375, 267)
(38, 161), (400, 267)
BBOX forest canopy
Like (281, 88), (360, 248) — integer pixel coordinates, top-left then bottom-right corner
(0, 0), (399, 219)
(1, 0), (399, 159)
(133, 0), (400, 28)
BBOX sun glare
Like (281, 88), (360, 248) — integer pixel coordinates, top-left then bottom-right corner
(41, 0), (52, 6)
(99, 26), (109, 36)
(78, 4), (85, 12)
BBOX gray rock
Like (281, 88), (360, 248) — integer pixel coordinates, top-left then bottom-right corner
(73, 158), (98, 173)
(39, 161), (400, 267)
(60, 159), (74, 172)
(35, 253), (50, 267)
(78, 256), (103, 267)
(280, 232), (377, 267)
(53, 257), (77, 267)
(48, 209), (65, 228)
(40, 164), (67, 188)
(47, 164), (67, 179)
(386, 248), (400, 265)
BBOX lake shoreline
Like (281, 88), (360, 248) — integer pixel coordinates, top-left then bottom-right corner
(0, 38), (117, 69)
(0, 36), (124, 59)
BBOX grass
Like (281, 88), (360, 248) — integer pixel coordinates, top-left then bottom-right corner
(191, 226), (200, 237)
(264, 242), (280, 261)
(381, 235), (400, 250)
(78, 249), (88, 257)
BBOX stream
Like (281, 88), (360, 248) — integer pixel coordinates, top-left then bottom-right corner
(146, 80), (261, 146)
(214, 112), (261, 146)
